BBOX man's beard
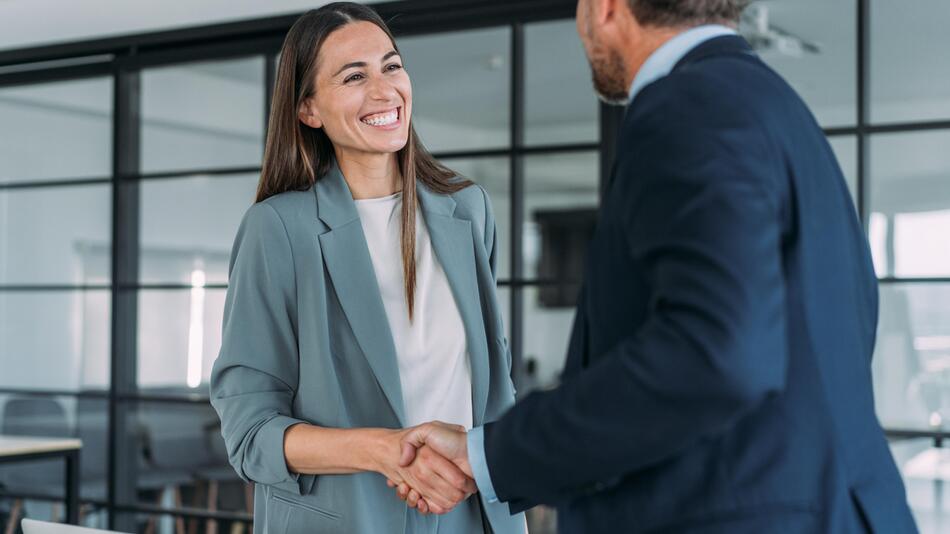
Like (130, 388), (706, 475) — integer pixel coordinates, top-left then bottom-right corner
(589, 47), (629, 106)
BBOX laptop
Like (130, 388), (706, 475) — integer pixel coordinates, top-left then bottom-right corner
(21, 519), (127, 534)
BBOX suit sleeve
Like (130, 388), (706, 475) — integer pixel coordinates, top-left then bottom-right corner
(209, 202), (316, 496)
(482, 80), (789, 510)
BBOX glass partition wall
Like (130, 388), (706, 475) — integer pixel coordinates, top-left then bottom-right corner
(1, 0), (949, 532)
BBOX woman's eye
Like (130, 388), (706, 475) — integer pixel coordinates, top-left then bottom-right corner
(344, 73), (364, 83)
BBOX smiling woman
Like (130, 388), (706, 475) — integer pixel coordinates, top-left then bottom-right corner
(258, 5), (469, 321)
(209, 3), (525, 534)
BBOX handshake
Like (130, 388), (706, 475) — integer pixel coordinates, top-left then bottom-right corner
(376, 421), (476, 515)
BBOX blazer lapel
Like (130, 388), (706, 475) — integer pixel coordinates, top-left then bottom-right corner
(418, 186), (491, 426)
(315, 162), (406, 426)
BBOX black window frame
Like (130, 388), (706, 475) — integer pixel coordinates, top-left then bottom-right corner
(1, 0), (948, 529)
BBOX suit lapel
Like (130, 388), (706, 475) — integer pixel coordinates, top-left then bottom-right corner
(316, 162), (406, 426)
(418, 186), (491, 426)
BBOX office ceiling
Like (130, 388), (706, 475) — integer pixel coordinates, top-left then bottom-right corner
(0, 0), (380, 53)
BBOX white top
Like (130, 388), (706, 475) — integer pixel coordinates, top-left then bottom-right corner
(355, 192), (474, 429)
(0, 435), (82, 457)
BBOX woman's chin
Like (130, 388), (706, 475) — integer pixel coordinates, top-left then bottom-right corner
(365, 137), (409, 153)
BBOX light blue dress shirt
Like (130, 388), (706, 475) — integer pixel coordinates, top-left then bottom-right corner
(465, 23), (738, 504)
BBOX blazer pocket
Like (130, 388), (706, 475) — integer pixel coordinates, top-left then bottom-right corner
(270, 493), (342, 524)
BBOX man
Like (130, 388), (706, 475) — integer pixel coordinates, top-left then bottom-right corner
(399, 0), (918, 531)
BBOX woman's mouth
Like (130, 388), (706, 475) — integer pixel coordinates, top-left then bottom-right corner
(360, 107), (401, 130)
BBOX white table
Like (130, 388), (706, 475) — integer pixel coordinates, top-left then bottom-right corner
(0, 435), (82, 524)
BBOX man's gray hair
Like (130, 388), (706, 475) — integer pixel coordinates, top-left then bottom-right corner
(627, 0), (751, 27)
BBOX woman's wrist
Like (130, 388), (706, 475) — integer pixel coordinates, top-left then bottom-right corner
(284, 424), (405, 476)
(362, 427), (404, 475)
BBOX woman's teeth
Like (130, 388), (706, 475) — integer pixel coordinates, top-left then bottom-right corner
(361, 109), (398, 126)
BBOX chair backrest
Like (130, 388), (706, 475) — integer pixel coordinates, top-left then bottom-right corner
(0, 397), (71, 486)
(1, 397), (68, 436)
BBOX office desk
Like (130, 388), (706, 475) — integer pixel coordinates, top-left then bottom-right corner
(0, 436), (81, 524)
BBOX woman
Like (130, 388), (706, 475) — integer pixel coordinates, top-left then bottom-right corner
(209, 3), (525, 533)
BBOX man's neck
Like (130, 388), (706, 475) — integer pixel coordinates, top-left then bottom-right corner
(622, 26), (687, 90)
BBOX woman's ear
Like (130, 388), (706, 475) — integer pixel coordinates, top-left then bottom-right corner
(298, 97), (323, 129)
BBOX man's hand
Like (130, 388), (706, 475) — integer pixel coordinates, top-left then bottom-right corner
(399, 421), (472, 476)
(371, 424), (475, 515)
(386, 421), (475, 514)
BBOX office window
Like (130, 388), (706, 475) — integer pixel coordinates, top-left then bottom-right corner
(523, 152), (599, 281)
(398, 27), (511, 153)
(137, 289), (226, 391)
(828, 135), (858, 204)
(139, 174), (258, 285)
(871, 0), (950, 124)
(890, 438), (950, 533)
(141, 57), (266, 173)
(0, 290), (110, 391)
(869, 131), (950, 278)
(0, 77), (112, 184)
(525, 20), (599, 146)
(0, 184), (112, 286)
(873, 284), (950, 431)
(522, 286), (578, 393)
(741, 0), (857, 128)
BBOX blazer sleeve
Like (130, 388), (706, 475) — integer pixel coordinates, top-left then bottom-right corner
(210, 201), (316, 496)
(482, 77), (790, 510)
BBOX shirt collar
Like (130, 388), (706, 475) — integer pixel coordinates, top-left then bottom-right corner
(628, 24), (737, 104)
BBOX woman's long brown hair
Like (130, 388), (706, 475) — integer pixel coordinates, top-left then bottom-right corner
(258, 2), (471, 321)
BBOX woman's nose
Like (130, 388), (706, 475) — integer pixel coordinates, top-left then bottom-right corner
(366, 76), (398, 101)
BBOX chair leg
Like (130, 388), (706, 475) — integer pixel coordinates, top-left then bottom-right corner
(172, 487), (186, 534)
(205, 480), (219, 534)
(244, 483), (253, 513)
(187, 481), (202, 534)
(145, 488), (165, 534)
(4, 499), (23, 534)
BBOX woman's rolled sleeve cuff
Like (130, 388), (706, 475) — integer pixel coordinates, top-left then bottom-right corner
(250, 416), (317, 496)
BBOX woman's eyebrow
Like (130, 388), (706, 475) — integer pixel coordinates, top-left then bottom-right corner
(333, 50), (400, 77)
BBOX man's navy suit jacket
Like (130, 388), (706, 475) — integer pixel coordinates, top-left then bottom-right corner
(481, 36), (917, 533)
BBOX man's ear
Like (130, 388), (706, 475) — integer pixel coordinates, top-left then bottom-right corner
(593, 0), (619, 26)
(298, 97), (323, 129)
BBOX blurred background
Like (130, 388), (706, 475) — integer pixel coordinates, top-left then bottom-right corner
(0, 0), (948, 532)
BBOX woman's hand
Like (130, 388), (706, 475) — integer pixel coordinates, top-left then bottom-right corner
(371, 425), (476, 515)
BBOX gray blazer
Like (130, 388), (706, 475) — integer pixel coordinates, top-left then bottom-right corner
(210, 162), (525, 534)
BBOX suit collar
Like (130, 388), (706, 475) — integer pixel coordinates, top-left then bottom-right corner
(672, 34), (755, 73)
(416, 181), (458, 218)
(628, 24), (737, 104)
(314, 159), (359, 229)
(315, 158), (459, 227)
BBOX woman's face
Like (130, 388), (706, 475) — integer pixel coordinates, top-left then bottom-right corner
(300, 21), (412, 156)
